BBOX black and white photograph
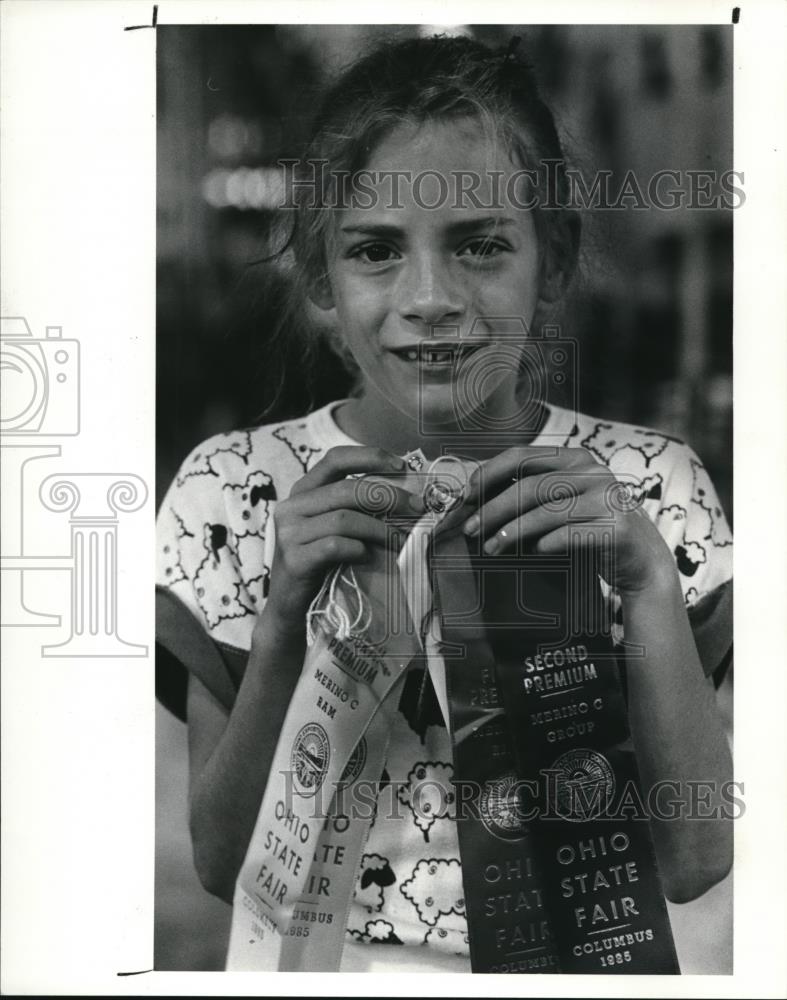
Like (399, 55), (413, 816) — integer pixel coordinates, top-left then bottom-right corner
(1, 2), (786, 996)
(155, 21), (738, 976)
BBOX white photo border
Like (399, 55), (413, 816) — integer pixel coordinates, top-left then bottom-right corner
(1, 0), (785, 996)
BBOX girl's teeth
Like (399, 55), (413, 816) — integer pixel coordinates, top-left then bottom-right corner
(406, 349), (418, 361)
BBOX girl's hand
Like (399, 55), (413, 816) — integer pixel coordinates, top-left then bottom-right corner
(263, 446), (422, 634)
(462, 446), (676, 596)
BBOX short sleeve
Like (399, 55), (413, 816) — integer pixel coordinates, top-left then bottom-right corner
(652, 446), (732, 598)
(585, 419), (733, 684)
(155, 431), (274, 719)
(652, 445), (732, 683)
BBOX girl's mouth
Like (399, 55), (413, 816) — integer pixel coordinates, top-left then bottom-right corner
(389, 342), (486, 368)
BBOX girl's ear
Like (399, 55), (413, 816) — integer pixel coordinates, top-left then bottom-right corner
(308, 272), (335, 311)
(539, 210), (581, 304)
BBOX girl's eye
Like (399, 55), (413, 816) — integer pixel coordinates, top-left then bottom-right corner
(352, 243), (399, 264)
(459, 238), (506, 259)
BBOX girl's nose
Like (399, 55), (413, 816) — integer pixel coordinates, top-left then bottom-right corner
(397, 255), (465, 327)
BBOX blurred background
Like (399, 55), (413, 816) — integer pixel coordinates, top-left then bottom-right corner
(156, 24), (734, 972)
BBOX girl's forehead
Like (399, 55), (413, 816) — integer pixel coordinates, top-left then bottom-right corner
(366, 118), (518, 178)
(337, 119), (534, 227)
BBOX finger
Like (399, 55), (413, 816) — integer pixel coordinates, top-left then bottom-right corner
(531, 523), (612, 557)
(488, 510), (615, 556)
(293, 509), (401, 548)
(298, 535), (369, 570)
(290, 446), (405, 496)
(288, 476), (424, 519)
(467, 446), (597, 503)
(483, 506), (567, 554)
(463, 472), (584, 539)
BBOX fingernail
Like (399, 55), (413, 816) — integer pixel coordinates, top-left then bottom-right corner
(463, 515), (480, 536)
(484, 535), (501, 555)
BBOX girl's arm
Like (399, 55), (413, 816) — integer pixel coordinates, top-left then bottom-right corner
(620, 558), (733, 903)
(187, 606), (304, 902)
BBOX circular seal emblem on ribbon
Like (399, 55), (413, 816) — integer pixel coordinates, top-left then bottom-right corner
(338, 736), (367, 788)
(478, 771), (529, 841)
(550, 747), (615, 821)
(291, 723), (330, 796)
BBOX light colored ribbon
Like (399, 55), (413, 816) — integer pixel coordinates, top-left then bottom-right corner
(226, 452), (472, 971)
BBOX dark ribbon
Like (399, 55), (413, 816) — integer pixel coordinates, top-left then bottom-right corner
(433, 528), (680, 974)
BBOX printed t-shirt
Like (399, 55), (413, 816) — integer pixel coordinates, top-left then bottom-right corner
(156, 400), (733, 957)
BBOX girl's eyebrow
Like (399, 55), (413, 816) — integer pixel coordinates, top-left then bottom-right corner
(338, 223), (406, 238)
(338, 217), (518, 238)
(445, 216), (518, 237)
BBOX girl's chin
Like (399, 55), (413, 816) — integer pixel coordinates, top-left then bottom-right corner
(364, 375), (511, 431)
(378, 380), (503, 429)
(412, 399), (469, 431)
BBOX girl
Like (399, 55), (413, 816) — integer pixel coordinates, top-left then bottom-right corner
(156, 34), (733, 974)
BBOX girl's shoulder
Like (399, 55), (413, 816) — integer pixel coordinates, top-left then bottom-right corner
(155, 403), (352, 694)
(558, 406), (732, 628)
(553, 400), (731, 554)
(165, 401), (352, 501)
(557, 407), (694, 474)
(552, 406), (723, 516)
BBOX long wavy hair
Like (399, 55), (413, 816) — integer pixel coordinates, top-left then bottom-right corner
(257, 33), (580, 414)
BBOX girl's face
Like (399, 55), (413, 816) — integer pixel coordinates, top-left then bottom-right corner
(324, 118), (543, 429)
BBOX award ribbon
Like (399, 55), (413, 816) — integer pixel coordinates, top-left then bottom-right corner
(433, 530), (559, 973)
(226, 454), (456, 971)
(225, 559), (416, 970)
(396, 460), (561, 974)
(432, 521), (680, 974)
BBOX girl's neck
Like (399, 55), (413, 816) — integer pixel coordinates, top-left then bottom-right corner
(333, 379), (548, 460)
